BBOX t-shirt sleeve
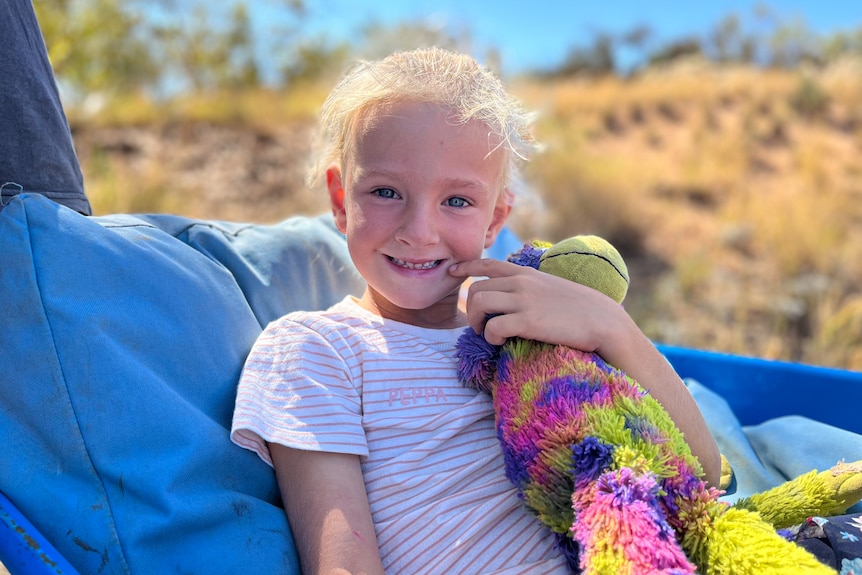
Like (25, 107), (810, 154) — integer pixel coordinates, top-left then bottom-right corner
(230, 316), (367, 466)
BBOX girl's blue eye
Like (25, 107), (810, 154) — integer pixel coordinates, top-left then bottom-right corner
(373, 188), (399, 199)
(446, 197), (469, 208)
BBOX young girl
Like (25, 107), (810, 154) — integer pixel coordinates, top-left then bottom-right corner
(231, 47), (720, 575)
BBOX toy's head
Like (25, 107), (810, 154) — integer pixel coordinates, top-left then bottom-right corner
(528, 235), (629, 304)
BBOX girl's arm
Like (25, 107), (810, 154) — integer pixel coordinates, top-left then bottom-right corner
(270, 444), (386, 575)
(450, 258), (721, 487)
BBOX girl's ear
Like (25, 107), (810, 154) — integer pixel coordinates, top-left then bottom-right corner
(484, 189), (513, 248)
(326, 165), (347, 233)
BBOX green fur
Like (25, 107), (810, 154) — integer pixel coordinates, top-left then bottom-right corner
(736, 461), (862, 528)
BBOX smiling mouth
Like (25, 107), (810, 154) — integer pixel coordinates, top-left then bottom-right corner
(388, 256), (442, 270)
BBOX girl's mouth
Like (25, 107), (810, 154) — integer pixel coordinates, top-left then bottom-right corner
(388, 256), (442, 270)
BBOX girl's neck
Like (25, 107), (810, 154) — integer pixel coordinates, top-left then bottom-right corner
(358, 287), (468, 330)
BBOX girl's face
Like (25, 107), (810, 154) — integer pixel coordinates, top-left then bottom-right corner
(327, 100), (510, 329)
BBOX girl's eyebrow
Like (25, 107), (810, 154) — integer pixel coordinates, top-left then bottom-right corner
(354, 167), (402, 180)
(358, 168), (492, 194)
(440, 177), (493, 194)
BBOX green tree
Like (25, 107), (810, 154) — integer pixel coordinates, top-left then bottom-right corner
(35, 0), (158, 96)
(708, 14), (757, 63)
(156, 2), (260, 92)
(355, 19), (469, 62)
(768, 18), (821, 67)
(544, 32), (616, 78)
(821, 28), (862, 63)
(35, 0), (307, 96)
(279, 39), (351, 85)
(276, 18), (469, 87)
(647, 38), (702, 67)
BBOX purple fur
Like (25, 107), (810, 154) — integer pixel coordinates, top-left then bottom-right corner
(554, 533), (582, 571)
(455, 241), (546, 391)
(572, 437), (615, 485)
(506, 242), (547, 269)
(455, 329), (500, 392)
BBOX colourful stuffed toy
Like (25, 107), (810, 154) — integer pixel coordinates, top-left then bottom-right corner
(456, 236), (862, 575)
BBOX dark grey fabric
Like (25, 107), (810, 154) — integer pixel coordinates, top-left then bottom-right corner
(0, 0), (91, 215)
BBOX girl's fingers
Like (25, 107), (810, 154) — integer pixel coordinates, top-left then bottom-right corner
(481, 313), (526, 346)
(450, 258), (530, 280)
(463, 288), (512, 335)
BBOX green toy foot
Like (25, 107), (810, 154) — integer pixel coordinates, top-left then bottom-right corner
(819, 459), (862, 513)
(719, 453), (734, 491)
(735, 459), (862, 529)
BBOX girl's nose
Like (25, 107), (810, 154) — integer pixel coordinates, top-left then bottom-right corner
(395, 204), (439, 247)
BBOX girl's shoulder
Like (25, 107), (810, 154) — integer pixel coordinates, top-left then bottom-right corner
(265, 296), (464, 356)
(260, 297), (385, 353)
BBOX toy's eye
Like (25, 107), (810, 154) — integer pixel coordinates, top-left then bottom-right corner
(446, 196), (470, 208)
(373, 188), (399, 199)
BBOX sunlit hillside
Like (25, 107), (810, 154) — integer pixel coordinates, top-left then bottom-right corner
(67, 59), (862, 371)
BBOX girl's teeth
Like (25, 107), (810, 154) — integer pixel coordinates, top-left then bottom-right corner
(391, 257), (439, 270)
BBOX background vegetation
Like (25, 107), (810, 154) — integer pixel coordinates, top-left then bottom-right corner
(36, 2), (862, 370)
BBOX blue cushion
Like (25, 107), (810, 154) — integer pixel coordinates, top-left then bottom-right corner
(0, 194), (361, 574)
(131, 212), (366, 328)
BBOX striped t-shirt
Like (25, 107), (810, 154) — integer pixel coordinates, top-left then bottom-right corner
(231, 296), (568, 574)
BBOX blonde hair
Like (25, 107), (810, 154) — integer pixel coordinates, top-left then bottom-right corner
(308, 47), (539, 193)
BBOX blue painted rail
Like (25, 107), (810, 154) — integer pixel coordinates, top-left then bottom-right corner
(657, 344), (862, 435)
(0, 491), (80, 575)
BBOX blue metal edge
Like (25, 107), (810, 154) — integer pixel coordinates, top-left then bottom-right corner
(0, 491), (80, 575)
(657, 343), (862, 434)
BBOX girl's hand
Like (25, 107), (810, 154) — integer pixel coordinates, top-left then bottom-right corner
(450, 258), (627, 352)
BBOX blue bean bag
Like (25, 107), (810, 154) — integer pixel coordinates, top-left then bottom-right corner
(0, 193), (364, 574)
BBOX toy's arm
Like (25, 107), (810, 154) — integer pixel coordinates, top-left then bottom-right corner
(450, 258), (721, 486)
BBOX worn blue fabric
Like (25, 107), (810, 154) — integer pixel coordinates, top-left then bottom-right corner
(0, 0), (90, 215)
(689, 380), (862, 514)
(1, 194), (350, 574)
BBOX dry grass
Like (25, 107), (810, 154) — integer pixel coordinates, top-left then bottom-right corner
(68, 62), (862, 370)
(68, 82), (331, 127)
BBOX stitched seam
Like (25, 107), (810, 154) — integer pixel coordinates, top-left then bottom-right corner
(541, 249), (629, 283)
(24, 201), (133, 574)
